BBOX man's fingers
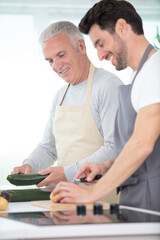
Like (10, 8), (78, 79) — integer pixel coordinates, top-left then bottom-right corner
(53, 191), (68, 203)
(36, 179), (46, 187)
(12, 167), (22, 174)
(51, 182), (82, 204)
(74, 164), (90, 179)
(12, 164), (32, 174)
(13, 167), (25, 174)
(51, 182), (72, 196)
(86, 170), (99, 182)
(74, 169), (85, 179)
(54, 190), (76, 204)
(60, 197), (74, 204)
(38, 168), (52, 175)
(36, 173), (53, 187)
(24, 167), (32, 174)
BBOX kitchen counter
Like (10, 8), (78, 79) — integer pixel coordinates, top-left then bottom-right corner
(0, 201), (160, 240)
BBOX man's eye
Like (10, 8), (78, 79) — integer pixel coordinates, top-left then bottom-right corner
(59, 53), (65, 57)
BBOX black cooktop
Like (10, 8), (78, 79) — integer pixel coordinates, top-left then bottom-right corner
(2, 204), (160, 226)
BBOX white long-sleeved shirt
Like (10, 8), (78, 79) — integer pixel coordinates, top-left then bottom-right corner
(23, 68), (122, 181)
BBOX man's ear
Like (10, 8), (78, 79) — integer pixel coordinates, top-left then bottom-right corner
(115, 18), (128, 37)
(77, 39), (86, 54)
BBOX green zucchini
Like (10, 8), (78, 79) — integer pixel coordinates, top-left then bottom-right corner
(7, 173), (49, 186)
(4, 188), (50, 202)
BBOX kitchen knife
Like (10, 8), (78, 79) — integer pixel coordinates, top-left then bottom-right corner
(40, 174), (102, 192)
(74, 174), (102, 183)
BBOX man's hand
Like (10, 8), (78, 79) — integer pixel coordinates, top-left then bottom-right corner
(50, 181), (95, 204)
(74, 162), (107, 182)
(12, 164), (32, 174)
(37, 166), (67, 187)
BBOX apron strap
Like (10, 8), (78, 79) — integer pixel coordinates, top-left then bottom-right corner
(59, 62), (95, 106)
(59, 84), (70, 106)
(85, 63), (95, 104)
(132, 44), (154, 84)
(117, 44), (154, 195)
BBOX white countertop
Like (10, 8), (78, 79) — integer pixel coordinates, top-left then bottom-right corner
(0, 201), (160, 240)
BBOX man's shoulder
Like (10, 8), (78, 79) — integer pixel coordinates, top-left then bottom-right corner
(144, 50), (160, 68)
(139, 50), (160, 78)
(93, 68), (123, 88)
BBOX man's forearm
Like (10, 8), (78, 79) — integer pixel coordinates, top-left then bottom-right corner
(92, 135), (152, 202)
(23, 144), (57, 173)
(103, 159), (115, 172)
(92, 104), (160, 201)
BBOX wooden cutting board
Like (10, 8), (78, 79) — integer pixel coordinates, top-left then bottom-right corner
(31, 200), (109, 211)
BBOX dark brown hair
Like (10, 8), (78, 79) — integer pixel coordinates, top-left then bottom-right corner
(79, 0), (144, 35)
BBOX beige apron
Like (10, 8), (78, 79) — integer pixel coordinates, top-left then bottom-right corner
(53, 63), (104, 166)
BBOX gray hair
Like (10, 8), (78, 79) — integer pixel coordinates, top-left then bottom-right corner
(39, 21), (84, 50)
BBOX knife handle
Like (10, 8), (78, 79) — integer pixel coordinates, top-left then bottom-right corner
(79, 174), (102, 182)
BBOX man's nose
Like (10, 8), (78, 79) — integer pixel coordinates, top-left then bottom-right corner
(97, 49), (106, 61)
(51, 60), (61, 72)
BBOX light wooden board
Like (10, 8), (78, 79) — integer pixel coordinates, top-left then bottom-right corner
(31, 200), (109, 211)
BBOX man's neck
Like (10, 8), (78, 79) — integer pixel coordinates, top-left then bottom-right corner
(78, 59), (91, 84)
(128, 35), (156, 71)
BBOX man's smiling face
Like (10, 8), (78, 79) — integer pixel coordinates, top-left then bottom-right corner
(43, 33), (84, 85)
(89, 24), (128, 71)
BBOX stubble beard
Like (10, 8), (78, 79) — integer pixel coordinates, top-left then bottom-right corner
(113, 34), (128, 71)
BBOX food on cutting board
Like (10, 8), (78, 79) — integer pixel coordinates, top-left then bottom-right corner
(50, 193), (61, 202)
(0, 191), (10, 211)
(7, 173), (49, 186)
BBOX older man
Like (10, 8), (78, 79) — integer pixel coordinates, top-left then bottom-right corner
(51, 1), (160, 211)
(12, 21), (122, 187)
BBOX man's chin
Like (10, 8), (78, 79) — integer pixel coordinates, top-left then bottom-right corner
(115, 65), (127, 71)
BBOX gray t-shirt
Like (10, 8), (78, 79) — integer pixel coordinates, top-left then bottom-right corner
(23, 68), (122, 181)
